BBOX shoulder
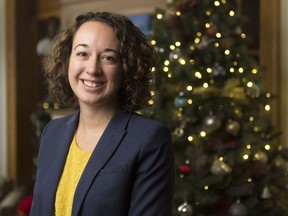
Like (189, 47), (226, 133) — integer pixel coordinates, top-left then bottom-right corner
(130, 112), (168, 129)
(127, 112), (171, 139)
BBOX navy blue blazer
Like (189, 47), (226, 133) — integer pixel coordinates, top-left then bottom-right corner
(30, 109), (175, 216)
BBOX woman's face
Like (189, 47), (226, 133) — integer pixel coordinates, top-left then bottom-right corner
(68, 21), (122, 109)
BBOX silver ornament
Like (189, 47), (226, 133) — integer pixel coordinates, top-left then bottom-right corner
(178, 202), (193, 216)
(203, 115), (221, 133)
(228, 200), (247, 216)
(260, 186), (272, 199)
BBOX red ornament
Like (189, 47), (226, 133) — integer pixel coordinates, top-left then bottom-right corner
(206, 135), (222, 152)
(15, 195), (33, 215)
(206, 25), (218, 37)
(185, 0), (197, 7)
(251, 162), (270, 176)
(179, 164), (192, 174)
(224, 140), (238, 149)
(213, 198), (233, 216)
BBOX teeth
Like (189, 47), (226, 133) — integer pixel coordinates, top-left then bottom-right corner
(83, 80), (102, 87)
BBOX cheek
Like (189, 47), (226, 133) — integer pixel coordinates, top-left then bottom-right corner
(68, 60), (81, 80)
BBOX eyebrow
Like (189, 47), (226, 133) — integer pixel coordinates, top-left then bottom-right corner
(73, 44), (119, 54)
(74, 44), (88, 50)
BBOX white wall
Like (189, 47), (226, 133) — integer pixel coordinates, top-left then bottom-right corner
(281, 0), (288, 147)
(0, 0), (7, 177)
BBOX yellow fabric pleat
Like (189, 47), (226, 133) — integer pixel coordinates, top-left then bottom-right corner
(55, 136), (92, 216)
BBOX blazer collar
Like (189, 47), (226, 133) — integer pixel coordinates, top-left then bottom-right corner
(72, 109), (132, 216)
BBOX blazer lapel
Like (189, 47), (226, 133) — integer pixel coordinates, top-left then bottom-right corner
(72, 109), (132, 216)
(43, 112), (79, 215)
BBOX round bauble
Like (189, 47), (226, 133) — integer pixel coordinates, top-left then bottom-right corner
(228, 200), (247, 216)
(178, 202), (193, 216)
(203, 114), (221, 133)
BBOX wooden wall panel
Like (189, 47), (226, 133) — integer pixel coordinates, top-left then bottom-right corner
(7, 0), (39, 192)
(37, 0), (60, 19)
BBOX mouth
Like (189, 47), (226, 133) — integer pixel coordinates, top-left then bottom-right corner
(82, 80), (104, 88)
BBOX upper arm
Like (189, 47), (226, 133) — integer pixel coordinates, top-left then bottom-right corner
(128, 125), (175, 216)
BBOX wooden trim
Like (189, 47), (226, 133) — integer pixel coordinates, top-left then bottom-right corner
(7, 0), (17, 183)
(260, 0), (281, 131)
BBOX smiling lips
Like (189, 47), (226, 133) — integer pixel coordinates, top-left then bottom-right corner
(83, 80), (104, 88)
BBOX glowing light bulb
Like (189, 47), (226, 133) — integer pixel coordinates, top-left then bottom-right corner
(163, 60), (169, 66)
(43, 102), (49, 109)
(247, 81), (253, 87)
(216, 33), (222, 38)
(175, 41), (181, 47)
(188, 136), (193, 142)
(265, 144), (271, 150)
(195, 71), (202, 79)
(214, 1), (220, 6)
(176, 11), (181, 16)
(156, 14), (163, 19)
(265, 104), (271, 111)
(179, 58), (186, 65)
(243, 154), (249, 160)
(187, 86), (193, 91)
(252, 68), (258, 74)
(229, 10), (235, 16)
(170, 45), (176, 50)
(200, 131), (206, 137)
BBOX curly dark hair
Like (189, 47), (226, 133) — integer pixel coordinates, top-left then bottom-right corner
(44, 11), (155, 112)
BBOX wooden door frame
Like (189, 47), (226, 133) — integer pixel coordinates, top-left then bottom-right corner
(260, 0), (281, 132)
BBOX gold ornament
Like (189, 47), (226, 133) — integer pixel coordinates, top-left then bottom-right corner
(210, 158), (232, 175)
(221, 78), (246, 100)
(193, 86), (220, 98)
(226, 119), (240, 136)
(253, 150), (268, 163)
(273, 156), (286, 168)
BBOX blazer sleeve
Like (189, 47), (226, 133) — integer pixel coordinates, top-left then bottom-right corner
(128, 123), (175, 216)
(30, 120), (52, 216)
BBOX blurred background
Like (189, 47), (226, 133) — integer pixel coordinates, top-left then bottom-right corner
(0, 0), (287, 215)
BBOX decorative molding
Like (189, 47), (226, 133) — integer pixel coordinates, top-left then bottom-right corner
(60, 0), (165, 27)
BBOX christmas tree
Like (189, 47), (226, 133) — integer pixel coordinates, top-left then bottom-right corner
(148, 0), (288, 215)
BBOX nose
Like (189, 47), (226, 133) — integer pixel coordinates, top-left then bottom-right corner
(86, 57), (102, 75)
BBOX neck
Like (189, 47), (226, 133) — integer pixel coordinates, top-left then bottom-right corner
(78, 104), (117, 131)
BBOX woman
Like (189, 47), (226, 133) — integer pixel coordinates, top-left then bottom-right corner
(30, 11), (174, 216)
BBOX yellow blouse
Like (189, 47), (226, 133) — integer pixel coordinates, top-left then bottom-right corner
(55, 136), (92, 216)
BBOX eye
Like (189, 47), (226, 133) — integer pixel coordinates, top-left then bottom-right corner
(76, 51), (88, 57)
(102, 55), (116, 62)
